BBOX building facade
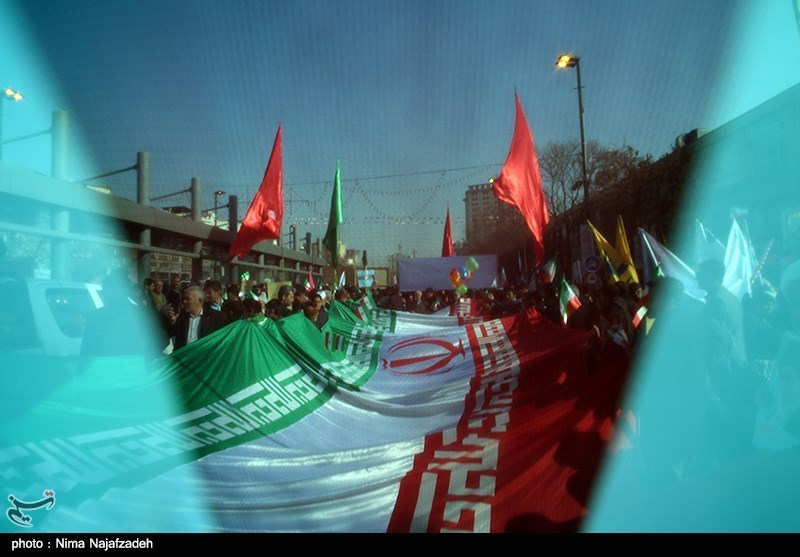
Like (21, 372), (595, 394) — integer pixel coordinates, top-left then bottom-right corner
(464, 182), (522, 248)
(465, 183), (499, 246)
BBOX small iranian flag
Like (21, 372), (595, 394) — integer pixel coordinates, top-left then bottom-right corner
(537, 257), (556, 284)
(304, 270), (315, 292)
(632, 304), (648, 328)
(559, 278), (581, 326)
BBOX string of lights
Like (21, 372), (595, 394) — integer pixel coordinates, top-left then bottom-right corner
(350, 178), (444, 221)
(285, 162), (500, 188)
(287, 165), (491, 224)
(349, 165), (491, 196)
(138, 163), (496, 222)
(289, 215), (466, 226)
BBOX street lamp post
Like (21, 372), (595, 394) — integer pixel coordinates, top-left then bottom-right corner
(214, 189), (226, 226)
(0, 87), (24, 160)
(213, 189), (225, 279)
(556, 54), (589, 217)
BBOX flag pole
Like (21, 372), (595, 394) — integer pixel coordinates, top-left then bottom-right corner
(751, 238), (774, 285)
(522, 241), (529, 285)
(279, 228), (285, 281)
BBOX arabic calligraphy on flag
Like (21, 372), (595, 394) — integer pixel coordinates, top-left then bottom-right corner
(5, 299), (630, 533)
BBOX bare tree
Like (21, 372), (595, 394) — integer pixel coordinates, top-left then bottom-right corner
(466, 139), (656, 270)
(539, 140), (650, 215)
(591, 145), (651, 193)
(539, 140), (616, 215)
(539, 141), (583, 217)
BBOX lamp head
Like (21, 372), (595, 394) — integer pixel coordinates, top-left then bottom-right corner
(3, 87), (23, 101)
(556, 54), (579, 69)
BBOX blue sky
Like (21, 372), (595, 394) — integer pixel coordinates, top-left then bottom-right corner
(2, 0), (799, 267)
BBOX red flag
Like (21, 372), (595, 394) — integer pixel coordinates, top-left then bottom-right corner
(493, 93), (550, 265)
(227, 124), (283, 260)
(441, 207), (454, 257)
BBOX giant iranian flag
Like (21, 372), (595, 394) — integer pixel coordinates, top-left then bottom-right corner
(1, 297), (630, 533)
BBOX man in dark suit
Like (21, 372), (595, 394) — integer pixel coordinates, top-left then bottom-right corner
(167, 285), (226, 351)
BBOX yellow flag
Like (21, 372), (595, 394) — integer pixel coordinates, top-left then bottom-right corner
(615, 215), (640, 284)
(587, 221), (638, 284)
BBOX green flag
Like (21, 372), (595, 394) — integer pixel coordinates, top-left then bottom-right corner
(323, 161), (343, 267)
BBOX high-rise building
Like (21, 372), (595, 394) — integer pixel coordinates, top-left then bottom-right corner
(464, 182), (520, 247)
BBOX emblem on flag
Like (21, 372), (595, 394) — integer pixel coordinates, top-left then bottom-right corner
(381, 337), (466, 376)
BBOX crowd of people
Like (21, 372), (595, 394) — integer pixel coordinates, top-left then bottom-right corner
(89, 270), (659, 375)
(374, 280), (647, 366)
(81, 259), (800, 489)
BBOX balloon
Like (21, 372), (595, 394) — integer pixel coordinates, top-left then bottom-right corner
(449, 268), (462, 287)
(465, 257), (480, 272)
(459, 266), (469, 281)
(465, 270), (472, 283)
(456, 284), (468, 296)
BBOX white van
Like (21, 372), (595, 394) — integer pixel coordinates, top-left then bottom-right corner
(0, 274), (104, 356)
